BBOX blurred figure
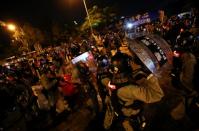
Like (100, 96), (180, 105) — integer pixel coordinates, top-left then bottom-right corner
(102, 52), (164, 131)
(176, 31), (198, 95)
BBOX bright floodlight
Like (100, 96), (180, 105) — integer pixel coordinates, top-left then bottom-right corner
(126, 22), (133, 29)
(7, 24), (16, 31)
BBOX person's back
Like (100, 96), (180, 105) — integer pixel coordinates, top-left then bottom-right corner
(180, 52), (197, 94)
(102, 52), (164, 130)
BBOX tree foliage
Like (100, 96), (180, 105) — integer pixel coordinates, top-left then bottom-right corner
(22, 23), (45, 51)
(0, 27), (18, 59)
(51, 22), (80, 45)
(0, 23), (46, 59)
(80, 6), (117, 31)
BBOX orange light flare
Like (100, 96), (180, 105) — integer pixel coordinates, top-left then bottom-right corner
(173, 50), (180, 58)
(6, 24), (16, 32)
(58, 0), (81, 8)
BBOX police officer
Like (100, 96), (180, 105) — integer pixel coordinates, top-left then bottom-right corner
(102, 51), (164, 130)
(176, 31), (198, 95)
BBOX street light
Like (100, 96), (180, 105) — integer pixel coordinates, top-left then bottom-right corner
(126, 22), (134, 29)
(7, 24), (16, 32)
(0, 21), (29, 52)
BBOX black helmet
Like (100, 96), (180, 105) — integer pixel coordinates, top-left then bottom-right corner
(70, 44), (80, 57)
(97, 55), (109, 68)
(76, 62), (90, 77)
(176, 31), (195, 51)
(110, 52), (132, 74)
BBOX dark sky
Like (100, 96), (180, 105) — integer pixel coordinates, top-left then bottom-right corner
(0, 0), (196, 30)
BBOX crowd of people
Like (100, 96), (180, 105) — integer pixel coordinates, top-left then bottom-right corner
(0, 8), (199, 131)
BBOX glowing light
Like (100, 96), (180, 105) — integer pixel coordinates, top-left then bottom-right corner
(71, 52), (89, 64)
(126, 22), (133, 29)
(74, 21), (78, 25)
(180, 28), (184, 33)
(173, 51), (180, 57)
(7, 24), (16, 31)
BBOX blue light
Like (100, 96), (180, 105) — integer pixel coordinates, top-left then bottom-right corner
(126, 22), (133, 29)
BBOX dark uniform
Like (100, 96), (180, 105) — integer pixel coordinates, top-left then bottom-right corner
(102, 52), (164, 130)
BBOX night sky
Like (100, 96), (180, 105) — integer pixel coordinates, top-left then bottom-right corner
(0, 0), (196, 30)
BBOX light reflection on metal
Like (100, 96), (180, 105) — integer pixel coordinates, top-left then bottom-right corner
(128, 38), (156, 73)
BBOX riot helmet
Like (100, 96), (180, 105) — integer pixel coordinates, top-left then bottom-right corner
(70, 44), (80, 57)
(176, 31), (195, 52)
(97, 55), (109, 68)
(110, 51), (132, 74)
